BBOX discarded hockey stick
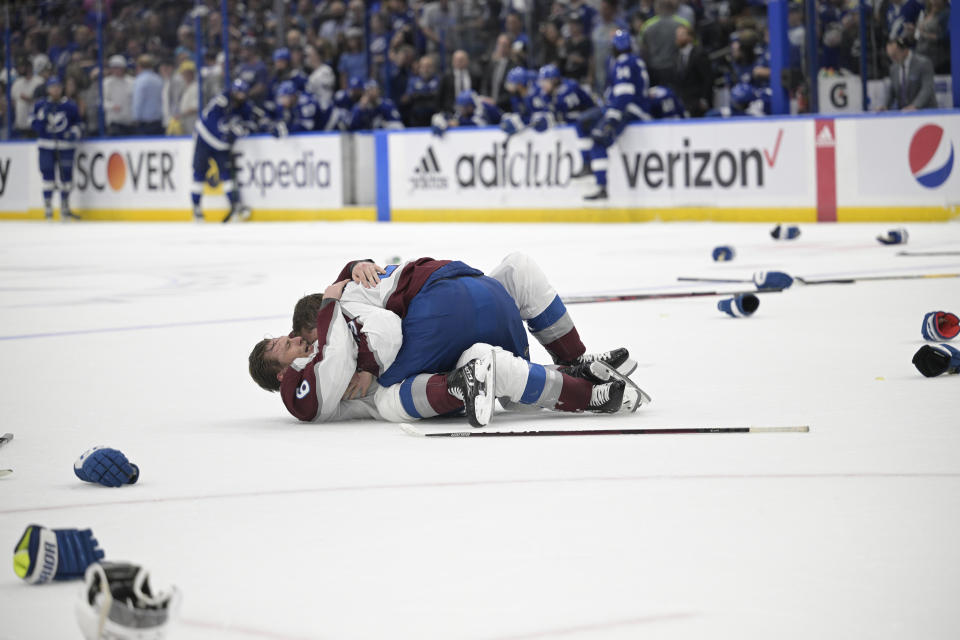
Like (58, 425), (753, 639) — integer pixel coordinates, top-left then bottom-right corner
(562, 288), (783, 305)
(896, 251), (960, 257)
(400, 423), (809, 438)
(796, 273), (960, 285)
(677, 276), (752, 284)
(0, 470), (11, 477)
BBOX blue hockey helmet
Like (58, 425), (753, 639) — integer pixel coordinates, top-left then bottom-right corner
(612, 29), (632, 53)
(273, 47), (291, 63)
(538, 64), (561, 81)
(730, 82), (757, 107)
(348, 76), (365, 91)
(506, 66), (528, 88)
(455, 89), (475, 108)
(364, 78), (379, 92)
(230, 78), (251, 95)
(45, 75), (63, 88)
(276, 80), (297, 97)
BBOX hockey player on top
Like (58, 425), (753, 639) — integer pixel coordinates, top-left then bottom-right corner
(248, 254), (647, 426)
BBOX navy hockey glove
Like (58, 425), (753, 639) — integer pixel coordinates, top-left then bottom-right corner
(753, 271), (793, 290)
(912, 343), (960, 377)
(717, 293), (759, 317)
(770, 224), (801, 240)
(531, 113), (551, 133)
(74, 447), (139, 487)
(877, 228), (908, 245)
(13, 524), (105, 584)
(500, 113), (522, 137)
(921, 311), (959, 341)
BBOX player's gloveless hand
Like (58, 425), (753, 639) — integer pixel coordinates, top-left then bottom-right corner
(352, 262), (386, 288)
(324, 280), (350, 300)
(344, 371), (375, 399)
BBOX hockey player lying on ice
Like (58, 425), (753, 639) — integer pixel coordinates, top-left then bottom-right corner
(248, 253), (649, 426)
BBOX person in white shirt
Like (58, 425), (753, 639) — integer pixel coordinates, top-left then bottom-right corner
(11, 59), (43, 137)
(102, 55), (134, 136)
(305, 45), (336, 107)
(176, 61), (199, 135)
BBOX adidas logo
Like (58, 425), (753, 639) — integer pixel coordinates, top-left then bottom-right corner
(409, 146), (449, 190)
(815, 123), (835, 148)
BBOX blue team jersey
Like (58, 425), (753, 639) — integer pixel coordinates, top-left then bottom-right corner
(348, 99), (403, 131)
(275, 94), (340, 133)
(31, 97), (82, 149)
(195, 92), (258, 150)
(646, 86), (686, 119)
(456, 100), (502, 127)
(605, 53), (651, 121)
(552, 79), (596, 123)
(237, 61), (269, 94)
(508, 85), (546, 125)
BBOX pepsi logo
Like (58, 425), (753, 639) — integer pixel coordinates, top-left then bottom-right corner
(909, 124), (953, 188)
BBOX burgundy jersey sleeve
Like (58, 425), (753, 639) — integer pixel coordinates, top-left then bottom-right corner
(334, 259), (375, 283)
(280, 299), (357, 422)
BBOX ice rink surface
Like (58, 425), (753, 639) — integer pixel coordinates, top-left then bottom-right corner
(1, 219), (959, 640)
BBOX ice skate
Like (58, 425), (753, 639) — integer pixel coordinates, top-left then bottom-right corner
(588, 380), (625, 413)
(446, 350), (496, 428)
(564, 347), (636, 377)
(583, 186), (608, 201)
(591, 361), (651, 412)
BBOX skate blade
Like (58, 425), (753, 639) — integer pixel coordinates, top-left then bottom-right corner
(594, 362), (651, 412)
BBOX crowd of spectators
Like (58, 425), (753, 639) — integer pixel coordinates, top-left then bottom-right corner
(0, 0), (951, 139)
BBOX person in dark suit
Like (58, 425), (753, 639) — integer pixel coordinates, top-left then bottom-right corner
(885, 32), (938, 111)
(672, 24), (713, 117)
(439, 50), (481, 113)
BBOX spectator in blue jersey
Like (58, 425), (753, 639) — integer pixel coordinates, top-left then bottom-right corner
(338, 28), (368, 89)
(268, 48), (292, 100)
(332, 76), (365, 127)
(885, 0), (923, 41)
(384, 0), (419, 48)
(191, 79), (259, 223)
(402, 55), (442, 127)
(347, 80), (404, 131)
(31, 76), (82, 220)
(132, 55), (164, 135)
(729, 29), (770, 89)
(575, 29), (651, 201)
(502, 11), (530, 50)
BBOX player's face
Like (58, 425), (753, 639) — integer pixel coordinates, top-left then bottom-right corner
(47, 85), (63, 100)
(279, 94), (295, 108)
(267, 335), (312, 368)
(538, 78), (555, 95)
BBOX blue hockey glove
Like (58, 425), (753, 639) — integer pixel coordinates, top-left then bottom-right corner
(74, 447), (139, 487)
(717, 293), (760, 317)
(877, 228), (908, 245)
(921, 311), (959, 341)
(531, 113), (550, 133)
(912, 343), (960, 377)
(500, 113), (522, 137)
(13, 524), (105, 584)
(712, 246), (735, 261)
(753, 271), (793, 290)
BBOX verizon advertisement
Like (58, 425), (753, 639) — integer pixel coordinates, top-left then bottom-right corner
(389, 120), (815, 210)
(836, 113), (960, 208)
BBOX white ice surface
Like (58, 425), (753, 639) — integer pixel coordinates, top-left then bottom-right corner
(0, 221), (959, 640)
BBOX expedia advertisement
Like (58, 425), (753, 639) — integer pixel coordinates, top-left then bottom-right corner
(234, 133), (342, 209)
(389, 119), (815, 210)
(838, 113), (960, 207)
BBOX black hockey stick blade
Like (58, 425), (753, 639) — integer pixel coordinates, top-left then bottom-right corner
(400, 423), (809, 438)
(797, 273), (960, 285)
(562, 288), (783, 305)
(896, 251), (960, 257)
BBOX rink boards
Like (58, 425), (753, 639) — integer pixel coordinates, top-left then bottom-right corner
(0, 111), (958, 222)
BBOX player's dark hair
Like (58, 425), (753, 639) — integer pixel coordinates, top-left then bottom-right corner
(291, 293), (325, 336)
(249, 339), (283, 392)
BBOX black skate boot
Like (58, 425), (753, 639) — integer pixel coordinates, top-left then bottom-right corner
(560, 360), (611, 384)
(570, 165), (593, 180)
(446, 350), (496, 427)
(61, 208), (81, 221)
(583, 186), (608, 201)
(588, 380), (626, 413)
(564, 347), (636, 377)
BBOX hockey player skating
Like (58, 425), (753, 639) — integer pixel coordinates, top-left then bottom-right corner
(249, 254), (645, 426)
(191, 78), (257, 223)
(31, 76), (82, 221)
(572, 30), (652, 201)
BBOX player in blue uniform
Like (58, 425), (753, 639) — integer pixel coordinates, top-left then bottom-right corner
(191, 79), (259, 223)
(531, 64), (601, 181)
(577, 30), (651, 201)
(332, 77), (365, 130)
(273, 81), (340, 133)
(499, 67), (548, 137)
(31, 76), (82, 220)
(705, 82), (771, 118)
(646, 85), (687, 119)
(347, 80), (404, 131)
(431, 90), (502, 136)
